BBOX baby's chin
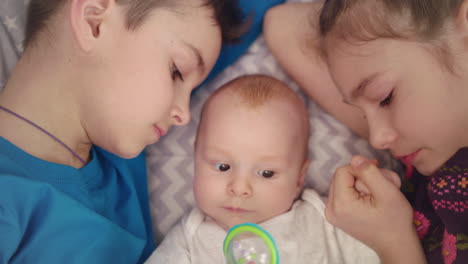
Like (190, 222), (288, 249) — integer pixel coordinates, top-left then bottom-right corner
(218, 219), (248, 231)
(209, 215), (255, 231)
(216, 216), (279, 232)
(204, 216), (234, 231)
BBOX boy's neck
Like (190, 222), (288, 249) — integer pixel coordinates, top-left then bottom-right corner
(0, 46), (92, 168)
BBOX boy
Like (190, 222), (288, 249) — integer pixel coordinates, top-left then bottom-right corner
(0, 0), (245, 263)
(145, 74), (383, 263)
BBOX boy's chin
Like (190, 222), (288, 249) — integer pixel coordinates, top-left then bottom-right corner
(103, 143), (144, 159)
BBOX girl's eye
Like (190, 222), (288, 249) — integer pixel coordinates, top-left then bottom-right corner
(171, 63), (184, 81)
(258, 170), (275, 178)
(379, 90), (393, 107)
(215, 163), (230, 172)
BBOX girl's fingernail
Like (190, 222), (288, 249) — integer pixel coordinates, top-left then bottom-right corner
(351, 156), (369, 169)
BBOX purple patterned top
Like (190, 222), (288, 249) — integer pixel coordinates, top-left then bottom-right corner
(403, 148), (468, 264)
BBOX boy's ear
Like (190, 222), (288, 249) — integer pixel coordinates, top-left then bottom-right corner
(296, 159), (310, 197)
(69, 0), (114, 51)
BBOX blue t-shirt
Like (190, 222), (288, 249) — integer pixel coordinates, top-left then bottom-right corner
(0, 137), (155, 263)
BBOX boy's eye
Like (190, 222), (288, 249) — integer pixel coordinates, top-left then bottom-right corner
(258, 170), (275, 178)
(215, 163), (230, 172)
(171, 63), (184, 81)
(379, 90), (393, 107)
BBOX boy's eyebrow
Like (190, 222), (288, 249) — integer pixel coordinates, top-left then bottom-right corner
(184, 41), (205, 74)
(342, 73), (378, 105)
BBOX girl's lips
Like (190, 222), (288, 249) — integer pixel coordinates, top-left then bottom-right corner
(397, 150), (420, 167)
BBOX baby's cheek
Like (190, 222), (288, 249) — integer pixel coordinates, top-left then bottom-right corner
(193, 181), (210, 207)
(270, 192), (296, 215)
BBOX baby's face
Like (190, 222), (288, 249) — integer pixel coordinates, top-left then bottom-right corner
(193, 94), (308, 230)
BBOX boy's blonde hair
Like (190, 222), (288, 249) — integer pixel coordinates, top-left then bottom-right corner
(25, 0), (246, 48)
(197, 74), (310, 159)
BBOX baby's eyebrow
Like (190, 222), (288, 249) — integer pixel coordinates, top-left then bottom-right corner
(184, 41), (205, 75)
(203, 146), (229, 157)
(257, 155), (289, 166)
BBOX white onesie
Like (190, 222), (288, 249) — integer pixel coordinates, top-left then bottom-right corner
(145, 189), (380, 264)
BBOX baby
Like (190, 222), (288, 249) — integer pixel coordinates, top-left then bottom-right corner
(146, 74), (381, 263)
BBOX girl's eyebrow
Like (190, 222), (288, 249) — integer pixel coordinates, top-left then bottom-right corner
(343, 73), (379, 105)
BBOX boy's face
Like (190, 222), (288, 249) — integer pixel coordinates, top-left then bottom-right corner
(78, 1), (221, 158)
(193, 93), (308, 230)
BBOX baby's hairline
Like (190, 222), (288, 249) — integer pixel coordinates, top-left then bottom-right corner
(195, 74), (310, 160)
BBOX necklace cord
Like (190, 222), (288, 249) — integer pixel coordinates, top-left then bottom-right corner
(0, 105), (86, 164)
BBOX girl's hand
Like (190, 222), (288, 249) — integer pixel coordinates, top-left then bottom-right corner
(354, 160), (401, 196)
(325, 155), (426, 263)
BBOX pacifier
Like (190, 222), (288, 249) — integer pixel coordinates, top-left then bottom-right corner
(223, 223), (279, 264)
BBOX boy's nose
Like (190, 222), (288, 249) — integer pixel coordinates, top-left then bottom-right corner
(367, 114), (398, 150)
(228, 176), (252, 198)
(171, 97), (191, 126)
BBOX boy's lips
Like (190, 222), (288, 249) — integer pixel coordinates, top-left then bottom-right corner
(153, 125), (167, 138)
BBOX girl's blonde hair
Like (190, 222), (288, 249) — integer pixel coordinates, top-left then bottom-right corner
(318, 0), (464, 72)
(319, 0), (463, 41)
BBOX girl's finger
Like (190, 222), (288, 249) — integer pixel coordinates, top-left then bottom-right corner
(355, 179), (370, 195)
(381, 169), (402, 188)
(350, 155), (398, 200)
(332, 165), (360, 202)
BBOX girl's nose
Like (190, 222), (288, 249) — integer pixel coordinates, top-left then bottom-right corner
(367, 113), (398, 150)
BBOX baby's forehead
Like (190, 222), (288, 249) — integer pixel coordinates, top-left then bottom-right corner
(200, 75), (309, 135)
(206, 93), (306, 132)
(197, 90), (309, 156)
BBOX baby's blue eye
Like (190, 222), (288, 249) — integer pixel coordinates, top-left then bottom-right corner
(258, 170), (275, 178)
(215, 163), (230, 172)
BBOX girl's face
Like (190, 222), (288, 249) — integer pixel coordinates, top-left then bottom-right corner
(325, 38), (468, 175)
(77, 2), (221, 158)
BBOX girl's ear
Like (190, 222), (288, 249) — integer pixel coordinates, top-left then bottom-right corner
(69, 0), (114, 51)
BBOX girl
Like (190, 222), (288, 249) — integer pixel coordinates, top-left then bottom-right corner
(265, 0), (468, 263)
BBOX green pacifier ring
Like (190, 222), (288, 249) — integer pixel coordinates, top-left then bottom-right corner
(223, 223), (279, 264)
